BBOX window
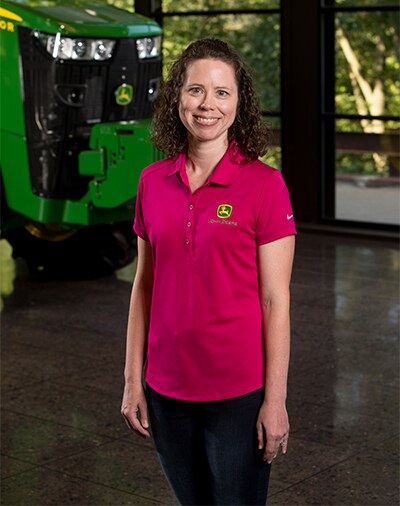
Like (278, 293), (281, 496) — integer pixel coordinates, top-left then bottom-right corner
(322, 0), (400, 226)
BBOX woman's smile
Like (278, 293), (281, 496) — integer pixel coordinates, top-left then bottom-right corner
(193, 115), (221, 126)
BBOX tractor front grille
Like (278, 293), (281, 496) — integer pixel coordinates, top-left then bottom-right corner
(18, 27), (161, 200)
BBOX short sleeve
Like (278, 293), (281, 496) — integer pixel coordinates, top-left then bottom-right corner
(133, 176), (149, 241)
(255, 170), (297, 245)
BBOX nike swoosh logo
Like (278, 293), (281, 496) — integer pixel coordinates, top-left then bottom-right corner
(287, 214), (293, 220)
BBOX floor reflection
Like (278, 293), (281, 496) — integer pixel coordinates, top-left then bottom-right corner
(1, 232), (399, 505)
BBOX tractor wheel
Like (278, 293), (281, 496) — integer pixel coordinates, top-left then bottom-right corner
(3, 221), (137, 279)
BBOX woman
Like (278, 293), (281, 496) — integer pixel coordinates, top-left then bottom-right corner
(121, 38), (296, 506)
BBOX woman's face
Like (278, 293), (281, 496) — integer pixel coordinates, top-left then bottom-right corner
(179, 58), (238, 146)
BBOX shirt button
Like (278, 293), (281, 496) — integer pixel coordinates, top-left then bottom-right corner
(189, 205), (193, 210)
(187, 221), (191, 227)
(185, 238), (190, 245)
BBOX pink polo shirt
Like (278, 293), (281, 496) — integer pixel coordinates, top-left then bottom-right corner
(134, 142), (296, 401)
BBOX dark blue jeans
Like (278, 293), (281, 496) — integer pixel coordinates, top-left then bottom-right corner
(146, 385), (271, 506)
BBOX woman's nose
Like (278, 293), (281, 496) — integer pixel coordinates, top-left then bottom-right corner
(200, 97), (215, 110)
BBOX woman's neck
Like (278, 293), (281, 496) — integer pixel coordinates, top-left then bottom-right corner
(185, 137), (229, 193)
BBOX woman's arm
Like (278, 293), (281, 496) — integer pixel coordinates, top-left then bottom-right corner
(121, 237), (154, 438)
(256, 235), (295, 463)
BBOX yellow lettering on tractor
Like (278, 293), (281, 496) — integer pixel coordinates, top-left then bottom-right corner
(0, 19), (14, 31)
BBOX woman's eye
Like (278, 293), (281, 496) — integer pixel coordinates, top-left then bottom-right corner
(217, 90), (229, 97)
(189, 87), (202, 94)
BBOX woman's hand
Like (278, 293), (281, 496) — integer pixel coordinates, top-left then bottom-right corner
(256, 400), (289, 463)
(121, 384), (151, 439)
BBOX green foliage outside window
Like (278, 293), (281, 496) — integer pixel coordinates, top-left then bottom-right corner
(107, 0), (134, 11)
(163, 0), (280, 11)
(335, 10), (399, 176)
(334, 0), (399, 6)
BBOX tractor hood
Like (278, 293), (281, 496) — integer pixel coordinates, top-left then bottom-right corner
(0, 0), (161, 37)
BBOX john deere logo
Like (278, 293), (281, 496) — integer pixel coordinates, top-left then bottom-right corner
(217, 204), (233, 218)
(116, 84), (133, 106)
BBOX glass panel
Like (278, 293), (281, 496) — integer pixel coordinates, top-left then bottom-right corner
(335, 119), (400, 224)
(107, 0), (134, 12)
(258, 117), (282, 169)
(334, 0), (399, 6)
(164, 0), (280, 12)
(163, 14), (281, 112)
(335, 11), (400, 116)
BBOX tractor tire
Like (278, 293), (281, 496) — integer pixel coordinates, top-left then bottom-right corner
(4, 221), (137, 280)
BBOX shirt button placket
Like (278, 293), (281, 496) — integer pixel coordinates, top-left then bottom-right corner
(185, 199), (195, 253)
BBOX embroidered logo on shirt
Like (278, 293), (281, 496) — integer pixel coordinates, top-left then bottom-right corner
(216, 204), (233, 219)
(287, 214), (293, 220)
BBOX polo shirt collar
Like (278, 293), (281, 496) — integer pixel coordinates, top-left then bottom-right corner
(167, 140), (246, 186)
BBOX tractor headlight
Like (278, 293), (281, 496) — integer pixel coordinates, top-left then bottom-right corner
(34, 31), (116, 61)
(136, 36), (161, 60)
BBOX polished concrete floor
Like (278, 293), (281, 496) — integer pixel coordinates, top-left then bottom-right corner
(1, 232), (399, 505)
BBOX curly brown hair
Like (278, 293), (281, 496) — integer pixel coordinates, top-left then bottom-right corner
(151, 38), (270, 160)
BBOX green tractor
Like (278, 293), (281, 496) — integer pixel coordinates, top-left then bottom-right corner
(0, 0), (162, 277)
